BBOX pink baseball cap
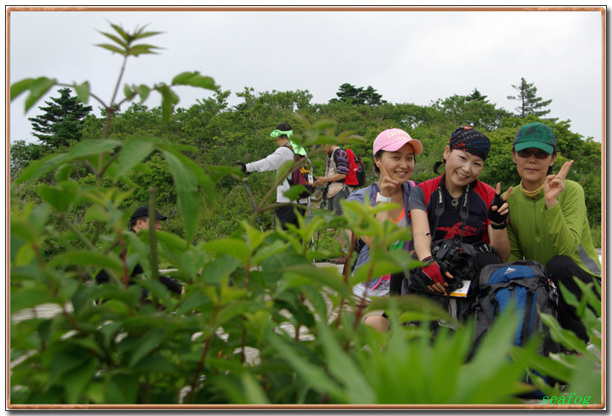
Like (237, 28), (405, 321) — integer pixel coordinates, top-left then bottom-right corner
(373, 128), (423, 156)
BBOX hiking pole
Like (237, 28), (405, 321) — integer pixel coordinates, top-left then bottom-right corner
(242, 180), (264, 232)
(308, 196), (316, 263)
(314, 183), (329, 251)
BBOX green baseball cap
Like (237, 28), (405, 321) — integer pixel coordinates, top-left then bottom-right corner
(513, 122), (556, 154)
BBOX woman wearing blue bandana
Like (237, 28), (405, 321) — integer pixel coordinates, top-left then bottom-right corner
(236, 123), (308, 230)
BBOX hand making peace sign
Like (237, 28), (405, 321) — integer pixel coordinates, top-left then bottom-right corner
(377, 163), (399, 198)
(544, 160), (574, 207)
(488, 182), (513, 226)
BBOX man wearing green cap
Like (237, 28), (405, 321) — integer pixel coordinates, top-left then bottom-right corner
(506, 122), (600, 346)
(236, 123), (308, 230)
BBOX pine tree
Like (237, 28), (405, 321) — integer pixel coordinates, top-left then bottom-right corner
(466, 88), (488, 103)
(28, 88), (93, 149)
(507, 78), (552, 118)
(330, 83), (387, 106)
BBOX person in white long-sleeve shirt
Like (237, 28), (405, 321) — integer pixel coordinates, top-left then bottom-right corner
(237, 123), (308, 229)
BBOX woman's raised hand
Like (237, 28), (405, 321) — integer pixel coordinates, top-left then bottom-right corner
(378, 163), (398, 197)
(544, 160), (574, 207)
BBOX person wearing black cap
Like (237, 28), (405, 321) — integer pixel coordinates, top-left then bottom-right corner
(405, 127), (512, 315)
(129, 205), (167, 233)
(506, 122), (600, 346)
(95, 206), (184, 296)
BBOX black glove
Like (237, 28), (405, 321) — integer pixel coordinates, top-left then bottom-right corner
(236, 161), (247, 173)
(160, 275), (184, 295)
(488, 192), (508, 226)
(473, 242), (494, 255)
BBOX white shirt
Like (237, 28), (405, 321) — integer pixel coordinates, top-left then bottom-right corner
(246, 146), (308, 204)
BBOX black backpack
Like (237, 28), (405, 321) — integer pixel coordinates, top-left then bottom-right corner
(284, 144), (315, 199)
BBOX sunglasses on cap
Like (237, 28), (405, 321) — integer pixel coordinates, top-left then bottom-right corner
(516, 149), (550, 160)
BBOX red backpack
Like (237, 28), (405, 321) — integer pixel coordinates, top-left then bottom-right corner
(345, 148), (366, 187)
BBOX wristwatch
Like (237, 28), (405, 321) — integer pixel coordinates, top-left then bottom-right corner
(375, 192), (392, 203)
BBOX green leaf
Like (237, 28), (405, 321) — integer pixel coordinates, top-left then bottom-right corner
(163, 150), (200, 243)
(175, 292), (212, 315)
(317, 321), (375, 403)
(128, 44), (161, 56)
(541, 313), (588, 354)
(131, 354), (179, 374)
(510, 346), (574, 383)
(368, 295), (452, 323)
(199, 254), (242, 285)
(24, 77), (57, 111)
(313, 119), (337, 131)
(300, 285), (329, 322)
(283, 185), (311, 201)
(128, 330), (165, 367)
(216, 300), (256, 327)
(38, 181), (80, 213)
(49, 250), (124, 272)
(63, 357), (98, 403)
(104, 374), (138, 404)
(283, 264), (353, 299)
(171, 71), (218, 91)
(132, 29), (164, 40)
(10, 287), (58, 313)
(156, 84), (179, 122)
(10, 221), (37, 245)
(95, 43), (125, 56)
(109, 24), (129, 41)
(114, 136), (155, 178)
(268, 333), (348, 402)
(156, 230), (189, 253)
(241, 373), (270, 404)
(135, 84), (151, 102)
(47, 347), (90, 388)
(67, 139), (121, 160)
(54, 164), (74, 182)
(98, 30), (127, 49)
(10, 78), (34, 100)
(204, 238), (249, 264)
(73, 81), (90, 104)
(14, 153), (68, 184)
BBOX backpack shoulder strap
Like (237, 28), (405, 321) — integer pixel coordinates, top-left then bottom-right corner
(283, 143), (299, 161)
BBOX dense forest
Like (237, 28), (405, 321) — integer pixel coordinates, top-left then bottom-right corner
(11, 83), (602, 252)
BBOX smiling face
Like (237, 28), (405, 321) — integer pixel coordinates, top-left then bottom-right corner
(374, 143), (415, 184)
(512, 147), (557, 189)
(443, 147), (484, 194)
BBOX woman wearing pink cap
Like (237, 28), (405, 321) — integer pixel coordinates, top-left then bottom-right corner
(405, 127), (511, 322)
(347, 128), (422, 331)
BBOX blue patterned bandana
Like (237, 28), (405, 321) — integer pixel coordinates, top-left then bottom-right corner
(449, 127), (490, 161)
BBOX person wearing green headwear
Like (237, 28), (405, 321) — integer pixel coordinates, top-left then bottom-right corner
(506, 122), (601, 346)
(236, 123), (308, 230)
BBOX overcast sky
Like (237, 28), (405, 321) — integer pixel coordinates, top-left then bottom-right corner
(7, 6), (605, 145)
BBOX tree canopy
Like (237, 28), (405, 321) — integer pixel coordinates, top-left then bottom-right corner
(330, 83), (387, 106)
(27, 87), (93, 149)
(12, 82), (601, 232)
(507, 77), (553, 119)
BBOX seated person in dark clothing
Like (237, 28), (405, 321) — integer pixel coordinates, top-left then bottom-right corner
(96, 206), (184, 295)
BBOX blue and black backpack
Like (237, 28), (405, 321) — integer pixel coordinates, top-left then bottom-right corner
(473, 260), (561, 396)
